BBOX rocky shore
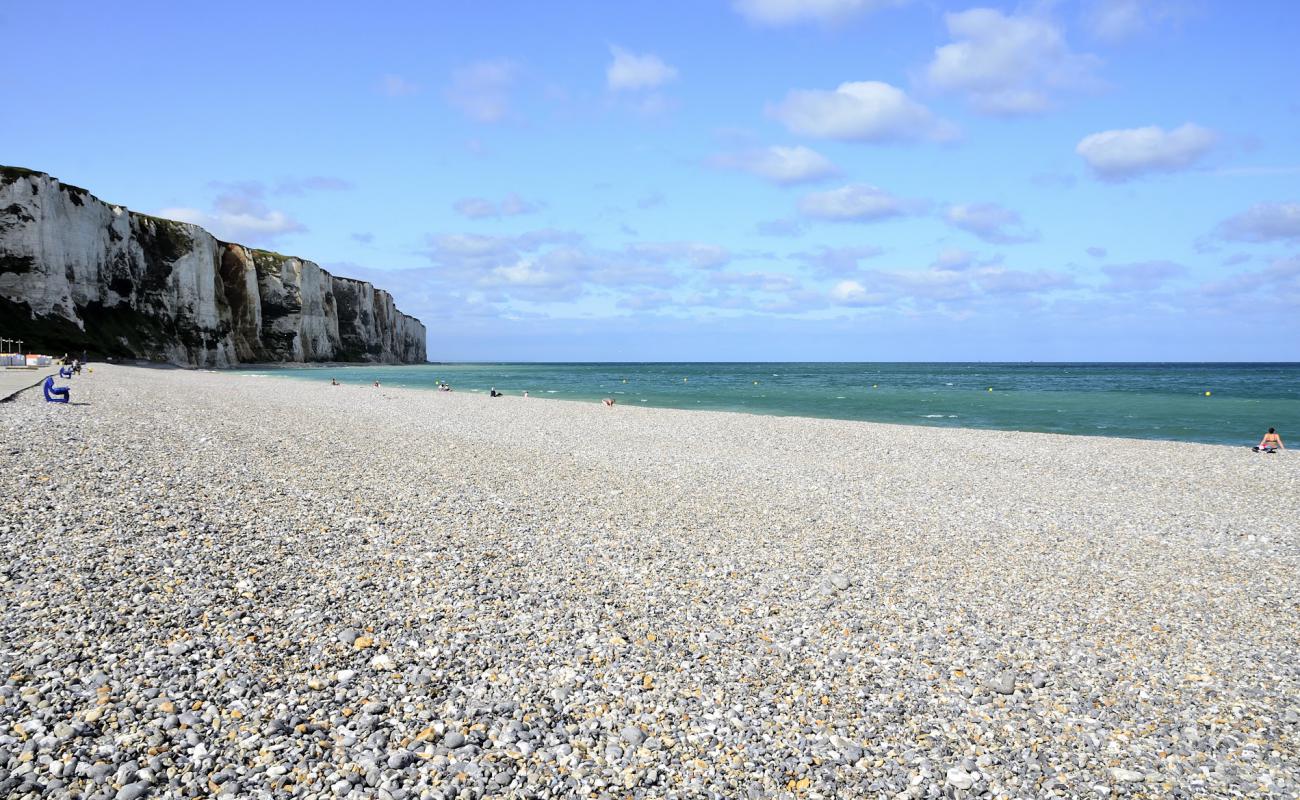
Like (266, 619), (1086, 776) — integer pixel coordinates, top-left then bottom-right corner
(2, 366), (1297, 799)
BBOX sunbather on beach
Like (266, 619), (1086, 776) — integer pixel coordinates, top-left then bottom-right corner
(1254, 428), (1284, 452)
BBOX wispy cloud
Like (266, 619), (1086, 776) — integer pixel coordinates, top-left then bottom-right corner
(446, 59), (517, 122)
(377, 74), (420, 97)
(799, 184), (917, 222)
(1215, 202), (1300, 243)
(452, 193), (544, 219)
(732, 0), (906, 26)
(944, 202), (1037, 244)
(606, 46), (678, 91)
(710, 145), (839, 185)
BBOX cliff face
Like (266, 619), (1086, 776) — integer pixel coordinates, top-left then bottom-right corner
(0, 166), (426, 366)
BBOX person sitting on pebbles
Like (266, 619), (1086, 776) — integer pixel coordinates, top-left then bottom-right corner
(1254, 428), (1284, 453)
(603, 397), (615, 408)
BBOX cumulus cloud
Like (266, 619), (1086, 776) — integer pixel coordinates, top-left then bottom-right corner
(924, 8), (1101, 115)
(606, 46), (678, 91)
(829, 279), (886, 306)
(421, 230), (731, 304)
(711, 145), (839, 185)
(826, 263), (1075, 308)
(1215, 202), (1300, 243)
(769, 81), (957, 142)
(944, 203), (1037, 244)
(1086, 246), (1107, 258)
(159, 182), (309, 243)
(732, 0), (905, 25)
(1076, 123), (1218, 181)
(447, 59), (517, 122)
(453, 193), (543, 219)
(1101, 261), (1188, 292)
(799, 184), (911, 222)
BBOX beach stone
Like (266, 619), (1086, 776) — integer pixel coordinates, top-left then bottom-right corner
(1110, 768), (1145, 783)
(620, 726), (646, 747)
(443, 732), (466, 749)
(986, 671), (1016, 695)
(115, 782), (151, 800)
(946, 768), (974, 790)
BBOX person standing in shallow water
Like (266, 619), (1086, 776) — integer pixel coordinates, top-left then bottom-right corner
(1255, 428), (1284, 452)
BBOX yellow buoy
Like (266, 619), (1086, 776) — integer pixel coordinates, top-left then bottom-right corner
(622, 379), (627, 383)
(753, 380), (758, 385)
(988, 387), (993, 392)
(683, 378), (688, 382)
(1204, 391), (1211, 396)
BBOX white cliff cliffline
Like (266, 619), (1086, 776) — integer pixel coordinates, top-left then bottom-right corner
(0, 166), (427, 366)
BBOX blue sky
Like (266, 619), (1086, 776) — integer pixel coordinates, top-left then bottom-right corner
(3, 0), (1298, 360)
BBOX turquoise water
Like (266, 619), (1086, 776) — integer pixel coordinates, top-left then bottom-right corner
(258, 363), (1299, 446)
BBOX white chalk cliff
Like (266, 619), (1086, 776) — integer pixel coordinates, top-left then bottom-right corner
(0, 166), (426, 366)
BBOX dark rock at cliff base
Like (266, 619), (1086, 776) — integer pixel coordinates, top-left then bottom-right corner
(0, 165), (426, 366)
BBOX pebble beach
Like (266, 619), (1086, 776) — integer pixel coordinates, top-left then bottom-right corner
(2, 365), (1298, 800)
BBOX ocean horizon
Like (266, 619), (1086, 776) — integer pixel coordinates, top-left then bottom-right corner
(255, 361), (1300, 447)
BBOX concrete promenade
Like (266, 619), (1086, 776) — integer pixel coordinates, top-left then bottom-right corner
(0, 366), (58, 402)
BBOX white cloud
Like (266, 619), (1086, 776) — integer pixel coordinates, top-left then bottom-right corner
(711, 145), (839, 185)
(770, 81), (957, 142)
(945, 203), (1036, 244)
(799, 184), (908, 221)
(159, 183), (307, 243)
(453, 193), (543, 219)
(606, 46), (678, 92)
(447, 59), (517, 122)
(162, 207), (305, 242)
(1216, 203), (1300, 243)
(732, 0), (905, 26)
(829, 279), (885, 306)
(924, 8), (1100, 115)
(378, 74), (420, 97)
(1076, 123), (1218, 181)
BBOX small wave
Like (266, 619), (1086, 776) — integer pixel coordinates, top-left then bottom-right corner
(835, 396), (846, 399)
(945, 382), (953, 386)
(923, 414), (945, 418)
(546, 390), (558, 393)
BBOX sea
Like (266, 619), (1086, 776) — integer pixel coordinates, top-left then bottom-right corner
(257, 362), (1300, 447)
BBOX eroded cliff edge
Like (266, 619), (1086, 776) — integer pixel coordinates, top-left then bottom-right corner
(0, 166), (426, 366)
